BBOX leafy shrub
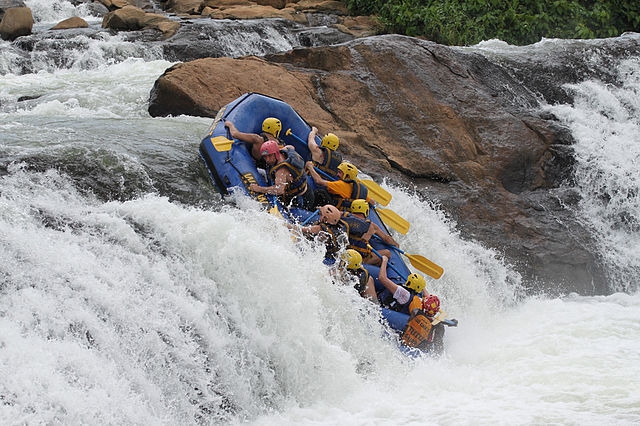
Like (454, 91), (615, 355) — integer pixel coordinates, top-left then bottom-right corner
(343, 0), (640, 45)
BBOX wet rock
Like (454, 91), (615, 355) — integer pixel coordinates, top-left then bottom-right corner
(51, 17), (89, 30)
(102, 5), (179, 39)
(0, 6), (33, 41)
(0, 0), (26, 20)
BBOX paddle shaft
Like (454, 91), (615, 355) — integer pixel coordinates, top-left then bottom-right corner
(314, 166), (338, 181)
(301, 209), (320, 225)
(285, 128), (311, 147)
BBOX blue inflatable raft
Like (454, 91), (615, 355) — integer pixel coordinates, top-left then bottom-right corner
(199, 92), (453, 354)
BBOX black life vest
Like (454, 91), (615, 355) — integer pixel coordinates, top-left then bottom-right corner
(340, 212), (371, 257)
(315, 147), (343, 178)
(268, 147), (308, 204)
(348, 267), (370, 295)
(316, 220), (349, 259)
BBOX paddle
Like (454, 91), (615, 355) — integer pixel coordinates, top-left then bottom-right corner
(285, 128), (392, 206)
(432, 309), (458, 327)
(301, 209), (319, 225)
(376, 207), (409, 235)
(358, 179), (391, 206)
(373, 235), (443, 279)
(268, 204), (284, 219)
(210, 135), (234, 152)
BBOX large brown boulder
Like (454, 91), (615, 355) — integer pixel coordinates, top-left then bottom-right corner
(164, 0), (203, 14)
(0, 6), (33, 41)
(292, 0), (348, 14)
(51, 17), (89, 30)
(102, 5), (180, 39)
(103, 5), (147, 30)
(149, 56), (333, 121)
(148, 34), (608, 294)
(204, 5), (306, 22)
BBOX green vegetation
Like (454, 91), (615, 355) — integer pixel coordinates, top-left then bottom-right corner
(343, 0), (640, 46)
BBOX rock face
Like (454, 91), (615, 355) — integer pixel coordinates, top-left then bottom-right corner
(146, 33), (638, 295)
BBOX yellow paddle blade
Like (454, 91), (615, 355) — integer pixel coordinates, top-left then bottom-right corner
(269, 205), (284, 219)
(405, 252), (444, 279)
(376, 207), (410, 235)
(210, 136), (234, 152)
(359, 179), (391, 206)
(431, 309), (447, 325)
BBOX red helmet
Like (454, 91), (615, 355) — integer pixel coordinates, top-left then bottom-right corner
(260, 140), (280, 157)
(422, 295), (440, 316)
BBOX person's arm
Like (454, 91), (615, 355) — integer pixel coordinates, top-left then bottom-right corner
(305, 161), (328, 187)
(307, 127), (324, 163)
(379, 256), (412, 304)
(296, 223), (322, 235)
(225, 120), (263, 145)
(249, 167), (289, 195)
(362, 275), (378, 302)
(378, 255), (400, 293)
(368, 223), (399, 247)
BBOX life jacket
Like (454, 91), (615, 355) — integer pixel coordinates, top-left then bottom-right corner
(268, 147), (308, 205)
(317, 220), (349, 260)
(380, 287), (422, 315)
(401, 310), (433, 348)
(333, 178), (369, 210)
(315, 147), (343, 178)
(340, 212), (371, 257)
(348, 267), (370, 295)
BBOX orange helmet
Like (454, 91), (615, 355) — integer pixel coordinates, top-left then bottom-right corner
(422, 294), (440, 316)
(319, 204), (342, 225)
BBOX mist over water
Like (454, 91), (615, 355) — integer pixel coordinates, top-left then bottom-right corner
(2, 2), (640, 424)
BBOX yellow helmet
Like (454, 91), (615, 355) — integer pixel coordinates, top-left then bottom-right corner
(321, 133), (339, 151)
(341, 249), (362, 270)
(350, 199), (369, 217)
(337, 162), (358, 180)
(405, 273), (426, 293)
(262, 117), (282, 138)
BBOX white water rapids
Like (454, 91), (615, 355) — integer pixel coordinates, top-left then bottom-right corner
(1, 1), (639, 424)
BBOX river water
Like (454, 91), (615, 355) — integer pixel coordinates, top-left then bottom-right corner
(1, 1), (639, 425)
